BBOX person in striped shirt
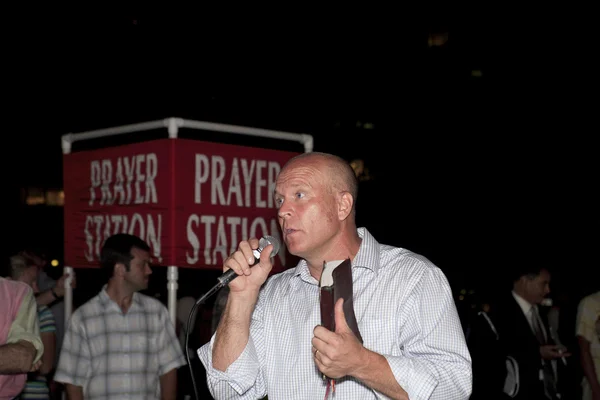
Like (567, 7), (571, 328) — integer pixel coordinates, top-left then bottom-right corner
(8, 254), (56, 400)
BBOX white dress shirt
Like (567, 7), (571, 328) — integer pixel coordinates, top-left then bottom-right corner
(198, 228), (472, 400)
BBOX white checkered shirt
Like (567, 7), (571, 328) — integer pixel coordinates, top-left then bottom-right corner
(198, 228), (472, 399)
(54, 287), (186, 399)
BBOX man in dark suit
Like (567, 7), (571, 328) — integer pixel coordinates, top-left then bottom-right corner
(469, 266), (572, 400)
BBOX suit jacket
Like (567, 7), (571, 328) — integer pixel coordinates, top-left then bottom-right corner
(468, 308), (512, 400)
(492, 295), (567, 400)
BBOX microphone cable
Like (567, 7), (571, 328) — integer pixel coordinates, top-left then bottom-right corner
(184, 282), (225, 400)
(184, 236), (279, 399)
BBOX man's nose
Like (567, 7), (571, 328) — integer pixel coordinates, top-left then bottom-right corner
(277, 203), (292, 219)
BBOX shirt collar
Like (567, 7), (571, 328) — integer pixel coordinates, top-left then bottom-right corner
(512, 290), (534, 316)
(352, 227), (381, 274)
(290, 227), (382, 287)
(98, 284), (142, 312)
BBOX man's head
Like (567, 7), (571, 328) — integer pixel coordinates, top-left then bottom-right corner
(274, 152), (359, 264)
(512, 266), (551, 305)
(100, 233), (152, 292)
(18, 248), (46, 270)
(9, 255), (40, 293)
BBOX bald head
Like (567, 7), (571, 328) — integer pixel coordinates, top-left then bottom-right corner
(275, 151), (362, 266)
(282, 152), (358, 212)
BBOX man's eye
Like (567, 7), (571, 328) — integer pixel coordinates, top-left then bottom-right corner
(275, 198), (284, 208)
(295, 192), (305, 199)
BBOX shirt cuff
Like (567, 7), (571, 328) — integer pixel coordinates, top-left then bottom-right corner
(160, 355), (187, 376)
(8, 333), (44, 364)
(53, 371), (87, 388)
(197, 335), (260, 395)
(385, 355), (438, 400)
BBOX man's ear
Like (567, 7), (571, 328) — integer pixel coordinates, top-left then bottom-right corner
(338, 191), (354, 221)
(114, 263), (126, 277)
(514, 276), (527, 291)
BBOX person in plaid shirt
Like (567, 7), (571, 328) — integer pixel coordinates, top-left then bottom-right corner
(54, 234), (186, 400)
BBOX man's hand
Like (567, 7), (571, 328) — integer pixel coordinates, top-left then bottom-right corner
(223, 238), (275, 295)
(54, 272), (76, 297)
(0, 340), (38, 374)
(312, 298), (368, 379)
(29, 359), (42, 372)
(540, 344), (571, 360)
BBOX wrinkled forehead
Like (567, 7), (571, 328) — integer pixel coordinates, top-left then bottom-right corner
(276, 159), (328, 188)
(280, 155), (330, 177)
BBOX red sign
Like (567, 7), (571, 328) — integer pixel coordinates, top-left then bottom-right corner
(63, 138), (300, 269)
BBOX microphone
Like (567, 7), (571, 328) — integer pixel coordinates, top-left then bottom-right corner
(217, 235), (281, 287)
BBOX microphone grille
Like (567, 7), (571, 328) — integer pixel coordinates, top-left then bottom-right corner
(260, 235), (281, 257)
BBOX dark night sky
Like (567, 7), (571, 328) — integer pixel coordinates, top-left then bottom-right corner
(5, 9), (597, 299)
